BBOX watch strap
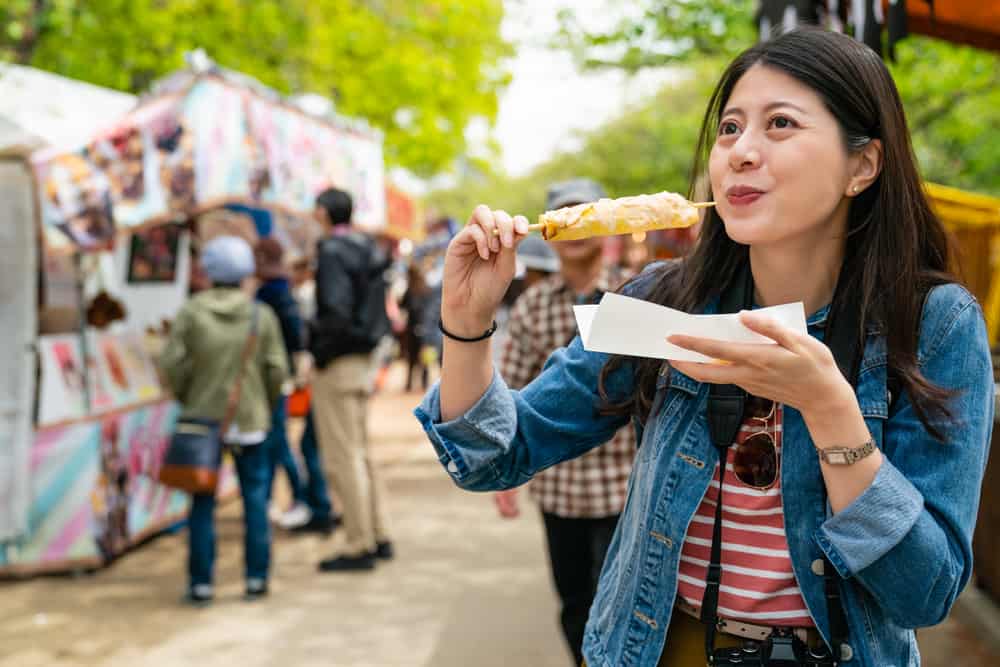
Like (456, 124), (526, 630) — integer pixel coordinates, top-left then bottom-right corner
(816, 438), (877, 465)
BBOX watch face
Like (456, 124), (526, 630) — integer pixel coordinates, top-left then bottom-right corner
(827, 451), (850, 465)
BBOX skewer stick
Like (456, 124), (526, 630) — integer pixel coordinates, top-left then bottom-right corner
(488, 222), (544, 235)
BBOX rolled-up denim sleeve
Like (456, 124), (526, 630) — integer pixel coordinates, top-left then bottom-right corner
(814, 289), (995, 628)
(414, 370), (518, 490)
(814, 458), (923, 577)
(414, 336), (634, 493)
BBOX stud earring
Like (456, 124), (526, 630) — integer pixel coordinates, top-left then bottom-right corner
(852, 185), (859, 194)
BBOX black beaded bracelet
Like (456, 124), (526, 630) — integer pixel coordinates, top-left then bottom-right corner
(439, 318), (498, 343)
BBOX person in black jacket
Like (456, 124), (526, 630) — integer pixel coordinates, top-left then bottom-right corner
(309, 188), (394, 571)
(254, 238), (316, 528)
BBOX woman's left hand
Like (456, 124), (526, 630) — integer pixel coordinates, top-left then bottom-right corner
(668, 310), (854, 416)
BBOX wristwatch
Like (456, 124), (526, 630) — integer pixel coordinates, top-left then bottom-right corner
(815, 438), (877, 465)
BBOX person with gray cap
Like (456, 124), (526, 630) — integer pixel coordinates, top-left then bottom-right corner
(493, 179), (637, 665)
(491, 234), (561, 364)
(160, 235), (288, 605)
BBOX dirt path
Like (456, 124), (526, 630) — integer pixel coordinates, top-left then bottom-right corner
(1, 367), (995, 666)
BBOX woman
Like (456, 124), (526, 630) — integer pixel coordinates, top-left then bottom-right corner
(160, 235), (288, 604)
(415, 29), (994, 667)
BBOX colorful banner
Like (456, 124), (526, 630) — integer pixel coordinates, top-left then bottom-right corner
(87, 97), (188, 227)
(0, 402), (188, 571)
(337, 131), (386, 230)
(32, 75), (386, 252)
(184, 81), (254, 205)
(246, 90), (386, 228)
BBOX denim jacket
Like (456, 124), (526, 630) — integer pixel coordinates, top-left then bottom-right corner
(414, 269), (994, 667)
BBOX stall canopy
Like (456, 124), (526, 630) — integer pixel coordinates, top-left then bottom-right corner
(756, 1), (1000, 57)
(0, 64), (137, 154)
(0, 116), (41, 157)
(31, 65), (387, 254)
(887, 1), (1000, 53)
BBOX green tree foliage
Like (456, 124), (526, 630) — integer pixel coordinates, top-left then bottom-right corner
(0, 0), (512, 175)
(558, 1), (1000, 194)
(889, 37), (1000, 193)
(426, 64), (720, 220)
(555, 0), (756, 72)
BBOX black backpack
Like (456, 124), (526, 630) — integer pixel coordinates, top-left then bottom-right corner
(309, 233), (391, 366)
(355, 236), (391, 349)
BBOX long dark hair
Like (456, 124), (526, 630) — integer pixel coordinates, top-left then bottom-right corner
(599, 28), (956, 439)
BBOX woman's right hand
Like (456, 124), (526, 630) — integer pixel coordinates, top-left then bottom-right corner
(440, 206), (530, 337)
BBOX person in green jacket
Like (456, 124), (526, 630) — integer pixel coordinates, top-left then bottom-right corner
(160, 235), (288, 604)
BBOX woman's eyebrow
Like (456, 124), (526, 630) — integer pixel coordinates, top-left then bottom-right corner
(721, 101), (809, 117)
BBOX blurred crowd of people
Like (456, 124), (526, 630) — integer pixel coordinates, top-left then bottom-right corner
(159, 177), (675, 665)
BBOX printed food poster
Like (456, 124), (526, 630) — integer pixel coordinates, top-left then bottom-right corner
(38, 335), (88, 424)
(84, 334), (114, 412)
(33, 152), (116, 251)
(118, 332), (161, 399)
(91, 332), (164, 407)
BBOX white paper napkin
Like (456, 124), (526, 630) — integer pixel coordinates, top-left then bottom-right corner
(573, 292), (807, 362)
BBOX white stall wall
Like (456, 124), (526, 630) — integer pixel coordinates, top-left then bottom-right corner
(113, 229), (191, 331)
(82, 229), (191, 332)
(0, 159), (38, 540)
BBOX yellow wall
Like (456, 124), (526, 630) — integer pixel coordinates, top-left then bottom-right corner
(926, 182), (1000, 346)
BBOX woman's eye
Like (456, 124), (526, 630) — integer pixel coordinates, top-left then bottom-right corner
(769, 116), (796, 130)
(719, 121), (740, 136)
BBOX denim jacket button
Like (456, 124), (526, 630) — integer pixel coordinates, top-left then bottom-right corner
(447, 460), (458, 474)
(840, 643), (854, 661)
(811, 559), (825, 576)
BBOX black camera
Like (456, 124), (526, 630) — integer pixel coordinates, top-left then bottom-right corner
(709, 633), (837, 666)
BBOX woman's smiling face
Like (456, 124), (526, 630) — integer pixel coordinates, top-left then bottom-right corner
(709, 64), (855, 248)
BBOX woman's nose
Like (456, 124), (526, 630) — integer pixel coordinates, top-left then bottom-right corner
(728, 134), (762, 171)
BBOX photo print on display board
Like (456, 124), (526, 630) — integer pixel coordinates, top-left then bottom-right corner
(126, 224), (181, 284)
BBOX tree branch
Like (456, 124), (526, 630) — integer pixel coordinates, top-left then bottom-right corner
(12, 0), (50, 64)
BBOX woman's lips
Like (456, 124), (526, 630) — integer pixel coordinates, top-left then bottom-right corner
(727, 192), (763, 206)
(725, 186), (765, 206)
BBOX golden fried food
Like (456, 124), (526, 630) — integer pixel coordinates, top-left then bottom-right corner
(539, 191), (700, 241)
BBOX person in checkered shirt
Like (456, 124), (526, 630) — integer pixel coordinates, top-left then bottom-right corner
(494, 178), (637, 666)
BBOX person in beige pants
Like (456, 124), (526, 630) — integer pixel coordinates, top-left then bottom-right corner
(312, 353), (392, 568)
(308, 187), (394, 572)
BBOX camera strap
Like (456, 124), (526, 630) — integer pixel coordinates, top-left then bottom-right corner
(703, 261), (859, 664)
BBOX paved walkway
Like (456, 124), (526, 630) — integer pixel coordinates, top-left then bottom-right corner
(1, 368), (997, 666)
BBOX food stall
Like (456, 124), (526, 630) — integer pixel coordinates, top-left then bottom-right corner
(0, 63), (387, 576)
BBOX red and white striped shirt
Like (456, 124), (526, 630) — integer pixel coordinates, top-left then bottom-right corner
(677, 404), (815, 627)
